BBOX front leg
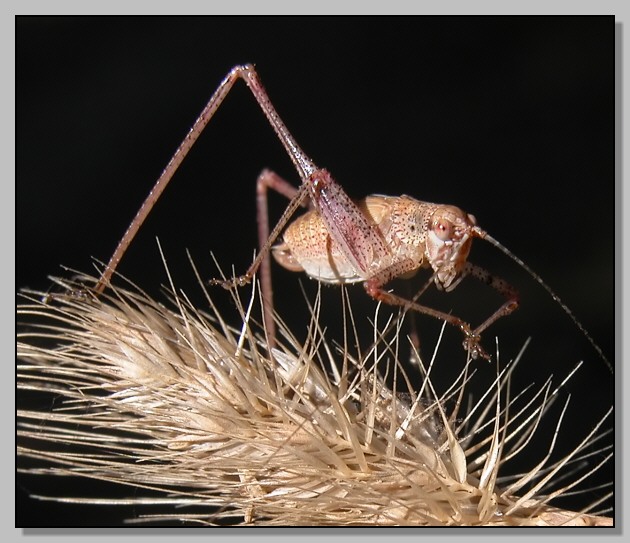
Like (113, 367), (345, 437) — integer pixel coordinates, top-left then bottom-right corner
(365, 279), (490, 361)
(464, 262), (520, 338)
(363, 262), (491, 361)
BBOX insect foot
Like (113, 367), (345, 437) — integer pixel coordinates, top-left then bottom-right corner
(460, 324), (490, 361)
(208, 274), (253, 290)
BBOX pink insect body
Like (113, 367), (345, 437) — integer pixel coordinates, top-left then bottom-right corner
(260, 167), (517, 360)
(93, 64), (610, 370)
(276, 195), (475, 287)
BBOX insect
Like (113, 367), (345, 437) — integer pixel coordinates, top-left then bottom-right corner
(93, 64), (610, 368)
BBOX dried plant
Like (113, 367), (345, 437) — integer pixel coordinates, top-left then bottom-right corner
(16, 254), (613, 526)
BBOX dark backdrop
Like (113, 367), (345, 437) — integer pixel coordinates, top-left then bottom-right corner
(16, 16), (615, 526)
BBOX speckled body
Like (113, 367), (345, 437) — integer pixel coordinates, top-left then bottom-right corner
(272, 194), (476, 290)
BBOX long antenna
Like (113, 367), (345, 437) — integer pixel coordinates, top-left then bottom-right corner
(473, 226), (613, 374)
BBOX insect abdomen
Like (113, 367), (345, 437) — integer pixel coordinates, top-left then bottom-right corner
(273, 210), (363, 284)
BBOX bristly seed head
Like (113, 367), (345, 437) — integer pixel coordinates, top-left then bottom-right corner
(17, 267), (613, 526)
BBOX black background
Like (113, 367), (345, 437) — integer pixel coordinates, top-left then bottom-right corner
(16, 16), (615, 526)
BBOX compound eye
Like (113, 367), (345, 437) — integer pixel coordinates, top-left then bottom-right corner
(432, 218), (453, 241)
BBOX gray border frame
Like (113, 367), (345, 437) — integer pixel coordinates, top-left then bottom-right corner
(9, 1), (627, 541)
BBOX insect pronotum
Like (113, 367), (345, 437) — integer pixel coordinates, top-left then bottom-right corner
(93, 64), (611, 369)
